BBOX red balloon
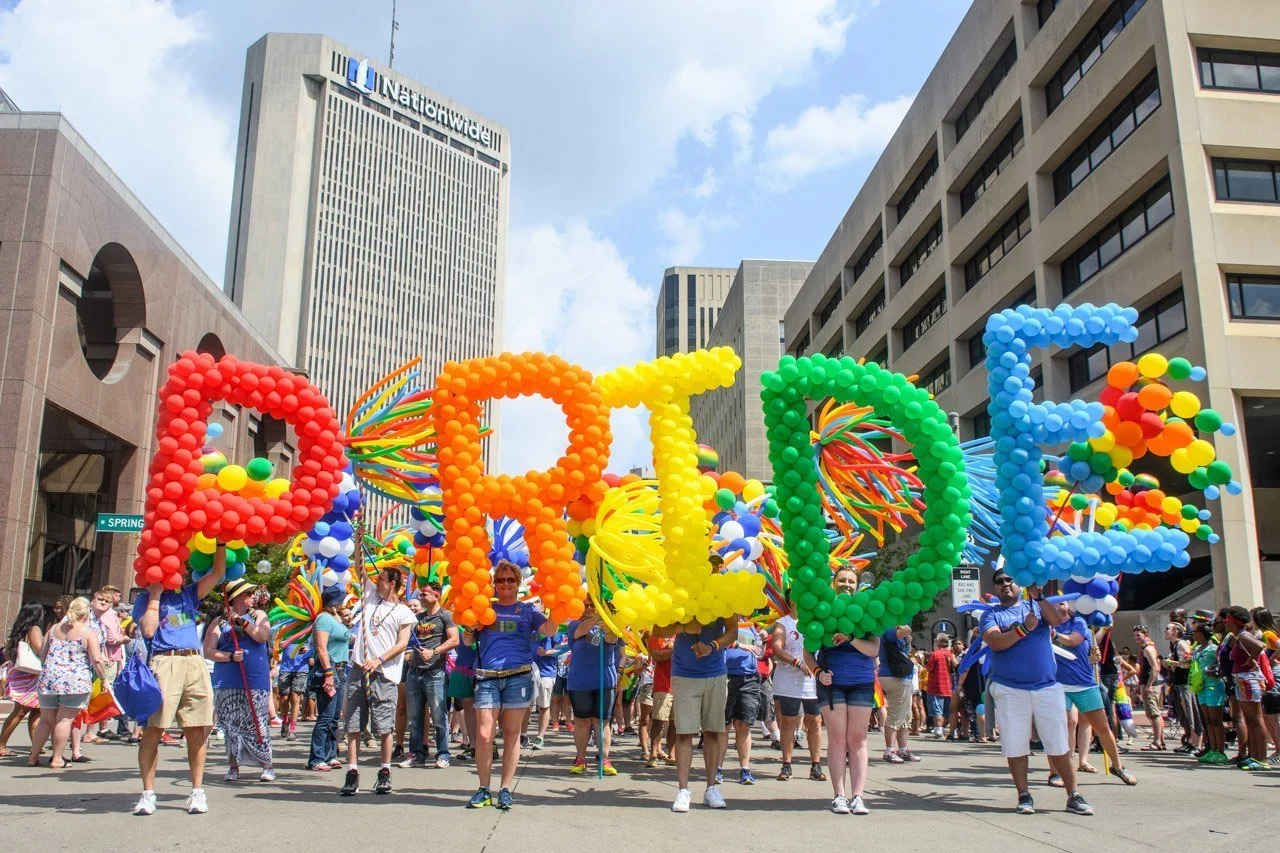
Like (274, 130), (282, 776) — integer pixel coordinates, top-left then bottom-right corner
(1115, 392), (1144, 422)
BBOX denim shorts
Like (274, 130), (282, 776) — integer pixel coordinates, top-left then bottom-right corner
(925, 693), (951, 719)
(816, 682), (876, 708)
(474, 671), (534, 710)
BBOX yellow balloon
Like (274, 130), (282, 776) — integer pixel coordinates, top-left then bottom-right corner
(1170, 448), (1196, 474)
(743, 479), (766, 502)
(216, 464), (248, 493)
(190, 532), (217, 554)
(1137, 352), (1169, 379)
(1186, 439), (1216, 468)
(1169, 391), (1201, 420)
(1094, 505), (1118, 528)
(264, 478), (290, 499)
(1090, 430), (1116, 453)
(1111, 446), (1134, 468)
(1161, 496), (1182, 515)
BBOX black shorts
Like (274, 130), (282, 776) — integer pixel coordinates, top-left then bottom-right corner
(569, 688), (616, 720)
(725, 673), (761, 723)
(776, 695), (820, 717)
(552, 675), (568, 697)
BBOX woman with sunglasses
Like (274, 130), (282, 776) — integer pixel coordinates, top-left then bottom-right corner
(1223, 606), (1270, 771)
(565, 598), (620, 775)
(463, 560), (558, 811)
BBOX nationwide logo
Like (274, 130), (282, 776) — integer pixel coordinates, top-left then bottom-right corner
(341, 54), (494, 149)
(346, 57), (375, 94)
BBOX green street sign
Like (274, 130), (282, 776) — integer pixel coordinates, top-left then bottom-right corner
(96, 513), (145, 534)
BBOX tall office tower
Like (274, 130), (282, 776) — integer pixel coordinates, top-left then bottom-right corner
(690, 260), (813, 480)
(225, 34), (509, 453)
(781, 0), (1280, 610)
(655, 266), (735, 357)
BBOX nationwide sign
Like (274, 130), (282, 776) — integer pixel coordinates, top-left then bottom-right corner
(345, 57), (495, 149)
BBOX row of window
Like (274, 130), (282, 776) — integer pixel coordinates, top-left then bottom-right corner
(920, 358), (952, 398)
(851, 229), (883, 282)
(901, 220), (943, 286)
(1036, 0), (1061, 28)
(1046, 0), (1147, 113)
(1053, 70), (1160, 204)
(1213, 158), (1280, 204)
(960, 119), (1024, 215)
(896, 151), (939, 222)
(854, 288), (886, 338)
(817, 283), (842, 328)
(1227, 274), (1280, 321)
(1068, 289), (1186, 390)
(1062, 176), (1173, 296)
(902, 289), (947, 352)
(955, 41), (1017, 142)
(1199, 47), (1280, 94)
(964, 202), (1031, 291)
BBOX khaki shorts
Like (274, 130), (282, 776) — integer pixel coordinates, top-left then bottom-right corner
(652, 690), (673, 721)
(100, 660), (121, 685)
(1143, 686), (1163, 719)
(881, 676), (914, 730)
(147, 654), (214, 730)
(671, 675), (727, 735)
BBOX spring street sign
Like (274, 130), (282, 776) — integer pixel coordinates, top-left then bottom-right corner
(96, 513), (145, 534)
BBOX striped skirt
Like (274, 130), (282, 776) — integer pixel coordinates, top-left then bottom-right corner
(214, 688), (273, 769)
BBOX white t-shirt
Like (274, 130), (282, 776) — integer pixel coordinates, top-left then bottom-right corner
(771, 615), (817, 700)
(352, 582), (416, 683)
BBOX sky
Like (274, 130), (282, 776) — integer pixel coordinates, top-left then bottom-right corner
(0, 0), (971, 475)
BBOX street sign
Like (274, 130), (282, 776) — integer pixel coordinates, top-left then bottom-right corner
(952, 564), (981, 607)
(96, 513), (145, 534)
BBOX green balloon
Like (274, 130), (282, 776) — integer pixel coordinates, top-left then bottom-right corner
(246, 456), (274, 482)
(1188, 468), (1210, 490)
(1167, 357), (1193, 381)
(187, 550), (214, 571)
(714, 488), (736, 509)
(1206, 460), (1233, 486)
(1194, 409), (1223, 433)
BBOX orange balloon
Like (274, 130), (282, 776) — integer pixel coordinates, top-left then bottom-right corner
(1112, 421), (1143, 447)
(1163, 421), (1194, 449)
(1107, 361), (1140, 388)
(719, 471), (746, 494)
(1137, 382), (1173, 411)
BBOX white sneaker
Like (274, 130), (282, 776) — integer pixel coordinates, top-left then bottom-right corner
(132, 791), (156, 816)
(831, 795), (851, 814)
(259, 768), (276, 782)
(849, 795), (869, 815)
(672, 787), (692, 813)
(186, 788), (208, 814)
(223, 768), (239, 782)
(703, 785), (727, 809)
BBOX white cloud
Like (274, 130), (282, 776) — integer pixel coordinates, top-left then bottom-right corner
(690, 167), (718, 200)
(499, 222), (654, 475)
(761, 92), (914, 190)
(656, 207), (737, 266)
(0, 0), (235, 281)
(728, 113), (755, 165)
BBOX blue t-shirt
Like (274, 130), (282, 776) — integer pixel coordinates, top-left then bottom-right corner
(453, 641), (476, 675)
(1055, 616), (1097, 688)
(132, 584), (201, 653)
(314, 612), (351, 665)
(878, 627), (909, 678)
(565, 621), (620, 691)
(210, 622), (271, 690)
(980, 600), (1056, 690)
(280, 642), (310, 673)
(671, 621), (729, 679)
(822, 641), (876, 685)
(725, 627), (761, 676)
(476, 601), (546, 670)
(535, 635), (559, 678)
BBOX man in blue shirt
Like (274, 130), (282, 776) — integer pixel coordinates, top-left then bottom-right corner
(979, 568), (1093, 817)
(131, 544), (228, 817)
(879, 625), (919, 764)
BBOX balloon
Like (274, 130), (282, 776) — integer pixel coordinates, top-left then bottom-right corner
(246, 457), (274, 481)
(216, 465), (248, 493)
(207, 422), (225, 440)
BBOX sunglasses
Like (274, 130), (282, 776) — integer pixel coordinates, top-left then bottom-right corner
(495, 577), (519, 585)
(993, 577), (1014, 586)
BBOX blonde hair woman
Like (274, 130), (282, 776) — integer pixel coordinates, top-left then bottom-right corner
(29, 597), (104, 768)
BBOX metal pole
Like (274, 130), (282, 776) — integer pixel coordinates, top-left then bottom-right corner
(389, 0), (399, 68)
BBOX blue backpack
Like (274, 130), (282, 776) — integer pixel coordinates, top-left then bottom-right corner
(114, 643), (163, 723)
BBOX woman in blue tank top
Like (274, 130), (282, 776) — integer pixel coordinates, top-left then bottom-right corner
(202, 578), (274, 781)
(804, 567), (880, 816)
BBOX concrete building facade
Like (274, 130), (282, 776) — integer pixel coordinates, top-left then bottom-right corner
(225, 34), (510, 433)
(782, 0), (1280, 610)
(656, 266), (736, 357)
(691, 260), (814, 480)
(0, 111), (291, 628)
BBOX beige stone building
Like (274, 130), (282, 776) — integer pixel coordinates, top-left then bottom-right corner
(782, 0), (1280, 610)
(656, 266), (736, 357)
(0, 105), (291, 627)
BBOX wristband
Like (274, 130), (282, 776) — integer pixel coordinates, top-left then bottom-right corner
(1013, 625), (1028, 638)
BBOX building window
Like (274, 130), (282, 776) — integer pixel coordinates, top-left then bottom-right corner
(1198, 47), (1280, 93)
(1226, 273), (1280, 321)
(851, 229), (884, 281)
(1046, 0), (1147, 113)
(967, 333), (985, 370)
(971, 410), (992, 439)
(817, 285), (842, 327)
(662, 273), (679, 353)
(955, 41), (1017, 142)
(792, 328), (811, 357)
(1037, 0), (1061, 27)
(902, 289), (947, 352)
(1061, 175), (1172, 295)
(964, 202), (1031, 291)
(896, 152), (939, 222)
(854, 288), (887, 338)
(1053, 71), (1160, 204)
(960, 120), (1024, 215)
(865, 345), (888, 367)
(686, 275), (697, 348)
(901, 220), (943, 285)
(1068, 289), (1186, 390)
(824, 337), (844, 359)
(920, 357), (952, 398)
(779, 320), (787, 344)
(1213, 158), (1280, 203)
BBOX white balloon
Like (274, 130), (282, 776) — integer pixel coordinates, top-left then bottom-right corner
(719, 520), (745, 542)
(723, 555), (746, 573)
(339, 473), (357, 493)
(301, 538), (319, 557)
(1075, 594), (1098, 614)
(321, 569), (340, 587)
(332, 570), (351, 588)
(318, 536), (341, 558)
(1098, 595), (1118, 615)
(341, 539), (356, 557)
(257, 560), (273, 573)
(1070, 575), (1092, 584)
(747, 538), (764, 560)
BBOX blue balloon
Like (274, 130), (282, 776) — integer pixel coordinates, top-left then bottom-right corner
(738, 515), (762, 537)
(309, 521), (331, 540)
(975, 703), (986, 716)
(330, 521), (354, 541)
(207, 422), (225, 439)
(329, 553), (350, 572)
(224, 561), (246, 581)
(1085, 578), (1109, 599)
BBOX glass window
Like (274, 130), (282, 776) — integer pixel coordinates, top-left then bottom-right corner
(1157, 297), (1186, 338)
(1261, 56), (1280, 91)
(1226, 274), (1280, 320)
(1077, 249), (1100, 284)
(1119, 204), (1145, 249)
(901, 220), (943, 285)
(960, 120), (1024, 215)
(1097, 222), (1122, 267)
(1111, 110), (1135, 146)
(956, 41), (1017, 141)
(897, 152), (939, 222)
(1212, 159), (1280, 203)
(851, 229), (883, 281)
(1145, 182), (1173, 228)
(968, 334), (985, 369)
(1037, 0), (1060, 27)
(1052, 71), (1159, 205)
(1131, 314), (1157, 355)
(1046, 0), (1147, 113)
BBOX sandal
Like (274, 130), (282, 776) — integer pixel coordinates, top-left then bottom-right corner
(0, 748), (15, 758)
(1141, 743), (1165, 751)
(1077, 763), (1097, 773)
(49, 758), (68, 769)
(1109, 766), (1137, 786)
(1047, 774), (1064, 788)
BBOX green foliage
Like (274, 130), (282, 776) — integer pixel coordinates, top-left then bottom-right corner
(248, 541), (294, 602)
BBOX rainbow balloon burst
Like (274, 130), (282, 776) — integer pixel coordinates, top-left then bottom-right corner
(267, 566), (325, 656)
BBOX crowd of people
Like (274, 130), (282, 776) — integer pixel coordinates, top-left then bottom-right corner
(2, 548), (1277, 817)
